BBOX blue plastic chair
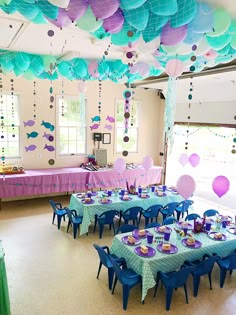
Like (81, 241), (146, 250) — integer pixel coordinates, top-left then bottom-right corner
(65, 208), (83, 239)
(163, 216), (178, 225)
(175, 200), (194, 221)
(49, 199), (67, 230)
(145, 222), (161, 229)
(119, 207), (143, 227)
(160, 202), (179, 223)
(94, 210), (119, 239)
(116, 224), (138, 234)
(110, 257), (142, 310)
(93, 244), (120, 290)
(183, 254), (220, 296)
(203, 209), (219, 217)
(140, 204), (163, 226)
(153, 266), (196, 311)
(185, 213), (201, 221)
(217, 251), (236, 288)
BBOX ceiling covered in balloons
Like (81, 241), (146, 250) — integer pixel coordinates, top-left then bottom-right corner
(0, 0), (236, 82)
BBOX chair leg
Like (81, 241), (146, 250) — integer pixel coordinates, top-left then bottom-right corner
(208, 272), (212, 290)
(176, 211), (180, 221)
(108, 268), (114, 290)
(99, 224), (104, 239)
(57, 215), (62, 230)
(67, 221), (71, 233)
(166, 287), (174, 311)
(93, 215), (97, 232)
(122, 285), (130, 310)
(73, 223), (78, 239)
(184, 284), (189, 304)
(229, 270), (233, 275)
(63, 215), (66, 221)
(112, 223), (116, 235)
(153, 274), (160, 297)
(112, 276), (118, 294)
(97, 262), (102, 279)
(193, 275), (201, 297)
(119, 211), (122, 226)
(145, 217), (149, 226)
(220, 269), (227, 288)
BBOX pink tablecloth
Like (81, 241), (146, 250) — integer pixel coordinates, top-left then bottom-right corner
(0, 166), (162, 199)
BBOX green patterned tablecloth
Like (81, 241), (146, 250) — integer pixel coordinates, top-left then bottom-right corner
(69, 192), (183, 235)
(110, 226), (236, 301)
(0, 243), (11, 315)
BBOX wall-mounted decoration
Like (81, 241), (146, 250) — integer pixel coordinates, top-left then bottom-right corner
(104, 124), (112, 131)
(27, 131), (39, 139)
(25, 145), (37, 152)
(43, 132), (54, 140)
(106, 115), (115, 123)
(48, 159), (55, 165)
(102, 133), (111, 144)
(33, 81), (37, 119)
(23, 120), (35, 127)
(41, 120), (55, 131)
(91, 115), (101, 123)
(44, 144), (55, 152)
(0, 65), (5, 175)
(90, 123), (99, 130)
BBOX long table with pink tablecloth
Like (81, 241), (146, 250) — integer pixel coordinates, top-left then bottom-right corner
(0, 166), (162, 200)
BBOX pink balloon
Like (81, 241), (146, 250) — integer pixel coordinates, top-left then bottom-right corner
(47, 8), (71, 28)
(161, 22), (188, 46)
(121, 41), (139, 52)
(88, 62), (99, 78)
(142, 156), (153, 171)
(212, 176), (230, 198)
(103, 9), (124, 34)
(90, 0), (120, 19)
(78, 81), (87, 93)
(67, 0), (89, 22)
(179, 153), (189, 167)
(114, 158), (126, 173)
(205, 49), (218, 60)
(166, 59), (184, 77)
(189, 153), (200, 167)
(176, 175), (196, 199)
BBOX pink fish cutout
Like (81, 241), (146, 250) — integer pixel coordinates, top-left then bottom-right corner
(44, 144), (55, 152)
(105, 124), (112, 130)
(23, 120), (35, 127)
(106, 115), (115, 123)
(90, 124), (99, 130)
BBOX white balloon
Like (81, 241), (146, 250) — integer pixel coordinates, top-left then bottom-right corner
(48, 0), (70, 8)
(194, 37), (211, 56)
(138, 36), (161, 53)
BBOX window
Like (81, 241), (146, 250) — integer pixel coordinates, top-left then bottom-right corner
(115, 99), (140, 153)
(57, 96), (86, 155)
(0, 93), (20, 158)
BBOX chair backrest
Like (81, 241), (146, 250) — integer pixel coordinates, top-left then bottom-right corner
(116, 224), (138, 234)
(124, 207), (143, 220)
(65, 207), (74, 223)
(163, 266), (196, 288)
(110, 257), (130, 285)
(99, 210), (119, 224)
(49, 199), (58, 212)
(162, 202), (180, 216)
(145, 204), (163, 217)
(221, 253), (236, 270)
(163, 216), (177, 225)
(203, 209), (219, 217)
(194, 255), (220, 276)
(93, 244), (112, 268)
(145, 222), (161, 229)
(185, 213), (201, 221)
(177, 200), (194, 211)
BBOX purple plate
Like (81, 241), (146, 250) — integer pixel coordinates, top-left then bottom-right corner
(177, 222), (193, 230)
(120, 196), (132, 201)
(81, 199), (95, 205)
(122, 236), (141, 246)
(227, 227), (236, 235)
(138, 195), (150, 199)
(155, 226), (172, 234)
(132, 229), (148, 238)
(208, 232), (227, 241)
(134, 246), (156, 257)
(182, 238), (202, 249)
(98, 199), (112, 205)
(157, 243), (178, 254)
(155, 192), (166, 197)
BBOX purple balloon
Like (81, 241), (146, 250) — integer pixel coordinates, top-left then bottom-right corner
(176, 175), (196, 200)
(179, 153), (189, 167)
(48, 8), (71, 28)
(103, 8), (124, 34)
(212, 176), (230, 198)
(189, 153), (200, 167)
(142, 156), (153, 171)
(67, 0), (89, 22)
(90, 0), (120, 19)
(114, 158), (126, 173)
(161, 22), (188, 46)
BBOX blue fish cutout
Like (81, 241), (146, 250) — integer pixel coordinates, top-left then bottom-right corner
(25, 145), (37, 152)
(44, 144), (55, 152)
(91, 115), (101, 122)
(41, 120), (55, 131)
(27, 131), (38, 139)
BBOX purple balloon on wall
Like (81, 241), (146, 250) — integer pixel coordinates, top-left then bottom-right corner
(90, 0), (120, 20)
(103, 9), (124, 34)
(67, 0), (89, 22)
(161, 22), (188, 46)
(189, 153), (200, 167)
(176, 175), (196, 200)
(142, 156), (153, 171)
(114, 158), (126, 173)
(179, 153), (189, 166)
(212, 176), (230, 198)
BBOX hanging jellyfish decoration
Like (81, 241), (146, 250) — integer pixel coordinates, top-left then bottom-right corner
(164, 58), (184, 152)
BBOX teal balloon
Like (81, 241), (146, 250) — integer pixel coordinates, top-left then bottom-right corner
(189, 3), (214, 34)
(0, 0), (17, 14)
(58, 61), (75, 80)
(91, 26), (110, 40)
(38, 0), (58, 20)
(216, 44), (230, 55)
(98, 61), (110, 75)
(148, 0), (177, 16)
(14, 52), (31, 71)
(23, 69), (35, 80)
(30, 55), (44, 74)
(76, 6), (102, 32)
(0, 59), (14, 72)
(215, 55), (235, 64)
(124, 4), (149, 31)
(112, 60), (128, 76)
(206, 33), (232, 50)
(13, 65), (24, 77)
(142, 24), (161, 42)
(45, 71), (58, 81)
(208, 9), (231, 37)
(43, 55), (57, 72)
(148, 12), (169, 31)
(170, 0), (197, 27)
(17, 2), (39, 20)
(149, 68), (162, 76)
(72, 59), (88, 78)
(120, 0), (147, 10)
(111, 22), (140, 46)
(30, 11), (48, 24)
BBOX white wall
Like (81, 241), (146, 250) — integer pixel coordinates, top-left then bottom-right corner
(3, 75), (165, 169)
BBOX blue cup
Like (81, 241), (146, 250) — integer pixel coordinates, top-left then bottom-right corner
(138, 187), (142, 195)
(120, 189), (125, 196)
(87, 192), (92, 198)
(205, 222), (212, 232)
(162, 185), (167, 192)
(147, 233), (154, 244)
(151, 186), (155, 192)
(107, 190), (112, 197)
(222, 221), (227, 229)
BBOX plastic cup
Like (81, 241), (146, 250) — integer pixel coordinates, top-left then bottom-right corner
(107, 190), (112, 197)
(222, 221), (227, 229)
(162, 185), (167, 192)
(151, 186), (155, 192)
(87, 192), (92, 198)
(138, 187), (142, 195)
(183, 228), (188, 236)
(164, 229), (171, 241)
(120, 189), (125, 196)
(147, 233), (154, 244)
(205, 222), (212, 232)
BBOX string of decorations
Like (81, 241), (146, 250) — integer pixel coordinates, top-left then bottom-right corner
(10, 78), (15, 140)
(122, 89), (132, 157)
(175, 127), (235, 138)
(184, 79), (194, 151)
(33, 81), (36, 120)
(232, 127), (236, 154)
(0, 64), (5, 176)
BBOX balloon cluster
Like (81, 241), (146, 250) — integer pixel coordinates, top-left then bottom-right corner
(1, 1), (236, 81)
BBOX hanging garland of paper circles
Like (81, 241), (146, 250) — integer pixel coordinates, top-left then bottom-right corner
(33, 81), (36, 120)
(0, 65), (5, 175)
(122, 89), (132, 157)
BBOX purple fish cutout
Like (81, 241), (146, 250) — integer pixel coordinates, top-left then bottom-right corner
(90, 124), (99, 130)
(44, 144), (55, 152)
(25, 145), (37, 152)
(23, 120), (35, 127)
(106, 115), (115, 123)
(43, 132), (53, 140)
(105, 124), (112, 130)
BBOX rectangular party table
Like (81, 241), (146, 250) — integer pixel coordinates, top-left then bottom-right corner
(69, 191), (183, 235)
(110, 226), (236, 301)
(0, 243), (11, 315)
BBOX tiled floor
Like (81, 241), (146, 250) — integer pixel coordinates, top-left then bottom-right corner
(0, 195), (236, 315)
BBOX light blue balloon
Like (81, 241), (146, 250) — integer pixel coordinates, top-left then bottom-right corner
(142, 24), (161, 42)
(120, 0), (147, 10)
(206, 33), (232, 50)
(215, 55), (236, 64)
(184, 27), (203, 45)
(112, 61), (128, 76)
(38, 0), (58, 20)
(30, 55), (44, 74)
(30, 11), (48, 24)
(170, 0), (197, 28)
(148, 12), (169, 31)
(72, 59), (88, 78)
(111, 22), (140, 46)
(14, 52), (31, 71)
(189, 3), (214, 34)
(148, 0), (177, 16)
(124, 4), (149, 31)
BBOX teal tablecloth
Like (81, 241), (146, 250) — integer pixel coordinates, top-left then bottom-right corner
(110, 225), (236, 301)
(0, 243), (11, 315)
(69, 192), (183, 235)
